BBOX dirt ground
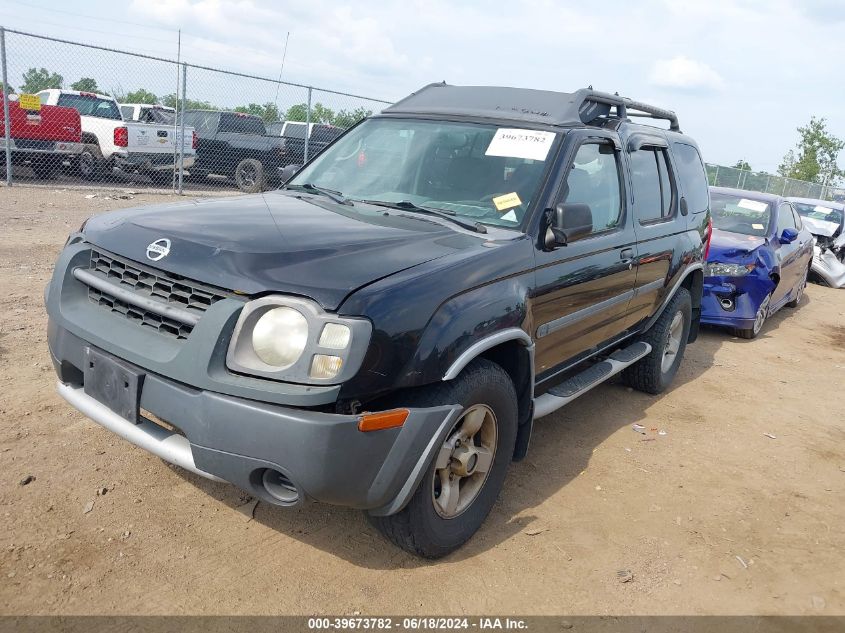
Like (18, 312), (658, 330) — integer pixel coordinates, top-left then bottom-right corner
(0, 186), (843, 616)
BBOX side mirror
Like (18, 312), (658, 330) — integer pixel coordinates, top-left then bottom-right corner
(780, 227), (799, 244)
(546, 203), (593, 248)
(279, 164), (301, 184)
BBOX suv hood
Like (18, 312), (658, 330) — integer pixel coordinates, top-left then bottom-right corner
(82, 191), (484, 310)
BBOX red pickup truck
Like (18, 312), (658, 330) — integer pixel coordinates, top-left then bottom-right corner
(1, 95), (83, 179)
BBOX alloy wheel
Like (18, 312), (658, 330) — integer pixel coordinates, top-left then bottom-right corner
(661, 310), (684, 373)
(431, 404), (497, 519)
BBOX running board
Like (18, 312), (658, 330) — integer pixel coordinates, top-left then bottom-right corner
(533, 341), (652, 419)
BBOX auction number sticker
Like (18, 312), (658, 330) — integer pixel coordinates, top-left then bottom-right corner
(738, 198), (768, 212)
(485, 128), (555, 161)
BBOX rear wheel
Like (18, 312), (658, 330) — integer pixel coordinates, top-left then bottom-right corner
(368, 359), (517, 559)
(623, 287), (692, 394)
(787, 268), (808, 308)
(234, 158), (266, 193)
(78, 144), (106, 181)
(732, 292), (770, 339)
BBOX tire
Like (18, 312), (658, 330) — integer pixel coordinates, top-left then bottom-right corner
(623, 287), (692, 395)
(78, 144), (106, 181)
(786, 268), (808, 308)
(234, 158), (266, 193)
(368, 359), (518, 559)
(731, 292), (771, 339)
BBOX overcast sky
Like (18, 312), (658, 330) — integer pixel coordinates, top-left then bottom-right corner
(1, 0), (843, 173)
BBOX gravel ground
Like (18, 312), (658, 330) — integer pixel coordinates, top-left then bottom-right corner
(0, 185), (844, 615)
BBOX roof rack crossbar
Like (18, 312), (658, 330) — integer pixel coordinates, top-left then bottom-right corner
(576, 90), (680, 132)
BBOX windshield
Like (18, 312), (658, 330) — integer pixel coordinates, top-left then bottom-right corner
(57, 94), (122, 120)
(288, 118), (557, 228)
(792, 202), (843, 227)
(710, 192), (771, 237)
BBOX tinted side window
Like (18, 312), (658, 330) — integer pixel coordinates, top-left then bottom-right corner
(791, 208), (803, 231)
(564, 142), (622, 234)
(673, 143), (709, 213)
(630, 149), (662, 222)
(657, 151), (674, 217)
(120, 106), (135, 120)
(777, 203), (797, 234)
(284, 123), (307, 139)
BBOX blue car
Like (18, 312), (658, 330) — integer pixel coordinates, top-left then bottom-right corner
(702, 187), (814, 338)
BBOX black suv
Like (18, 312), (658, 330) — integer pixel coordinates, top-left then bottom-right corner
(46, 84), (711, 558)
(182, 110), (286, 193)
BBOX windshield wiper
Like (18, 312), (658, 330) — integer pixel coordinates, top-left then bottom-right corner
(286, 183), (352, 206)
(359, 199), (487, 234)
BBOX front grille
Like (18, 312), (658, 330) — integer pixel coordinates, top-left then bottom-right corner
(82, 249), (228, 340)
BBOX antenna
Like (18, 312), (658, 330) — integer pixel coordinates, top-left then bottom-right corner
(273, 31), (291, 114)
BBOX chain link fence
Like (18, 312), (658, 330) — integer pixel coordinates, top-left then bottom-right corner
(706, 163), (845, 203)
(0, 27), (392, 193)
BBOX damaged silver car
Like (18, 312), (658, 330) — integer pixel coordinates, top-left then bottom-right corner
(788, 198), (845, 289)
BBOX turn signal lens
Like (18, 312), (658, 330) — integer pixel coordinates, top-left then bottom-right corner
(318, 323), (351, 349)
(309, 354), (343, 379)
(358, 409), (410, 432)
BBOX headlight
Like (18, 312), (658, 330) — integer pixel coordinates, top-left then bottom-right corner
(252, 307), (309, 368)
(705, 262), (755, 277)
(227, 295), (372, 384)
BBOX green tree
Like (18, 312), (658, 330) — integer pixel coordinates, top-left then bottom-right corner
(123, 88), (159, 104)
(732, 159), (752, 171)
(282, 102), (337, 124)
(234, 102), (280, 122)
(778, 116), (845, 185)
(71, 77), (100, 92)
(332, 107), (372, 129)
(161, 94), (218, 111)
(284, 102), (308, 121)
(20, 67), (63, 93)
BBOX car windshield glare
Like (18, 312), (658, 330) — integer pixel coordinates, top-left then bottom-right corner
(287, 118), (557, 229)
(710, 192), (771, 237)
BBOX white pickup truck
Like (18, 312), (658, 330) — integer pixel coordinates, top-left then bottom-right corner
(37, 89), (196, 184)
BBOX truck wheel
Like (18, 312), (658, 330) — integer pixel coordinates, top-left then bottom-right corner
(368, 359), (518, 559)
(234, 158), (265, 193)
(79, 144), (106, 181)
(731, 292), (770, 339)
(623, 287), (691, 395)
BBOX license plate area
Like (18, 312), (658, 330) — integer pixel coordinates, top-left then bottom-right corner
(83, 347), (145, 424)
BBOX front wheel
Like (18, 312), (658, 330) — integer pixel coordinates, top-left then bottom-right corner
(787, 268), (808, 308)
(368, 359), (518, 559)
(623, 287), (692, 394)
(732, 292), (771, 339)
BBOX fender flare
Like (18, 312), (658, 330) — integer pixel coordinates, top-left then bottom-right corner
(642, 264), (704, 332)
(441, 327), (534, 381)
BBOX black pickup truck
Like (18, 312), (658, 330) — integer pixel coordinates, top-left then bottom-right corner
(182, 110), (285, 193)
(46, 83), (711, 558)
(266, 121), (344, 167)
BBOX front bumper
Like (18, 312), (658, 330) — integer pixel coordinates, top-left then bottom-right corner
(700, 275), (772, 329)
(50, 329), (460, 514)
(812, 246), (845, 289)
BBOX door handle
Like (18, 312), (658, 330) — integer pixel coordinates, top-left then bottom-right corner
(620, 248), (635, 261)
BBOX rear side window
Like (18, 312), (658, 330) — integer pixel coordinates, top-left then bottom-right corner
(673, 143), (709, 213)
(183, 111), (219, 134)
(57, 94), (122, 120)
(219, 113), (266, 135)
(630, 148), (674, 222)
(284, 123), (307, 139)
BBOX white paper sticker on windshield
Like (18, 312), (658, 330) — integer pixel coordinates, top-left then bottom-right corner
(738, 199), (768, 212)
(485, 128), (555, 161)
(752, 223), (764, 230)
(814, 205), (833, 213)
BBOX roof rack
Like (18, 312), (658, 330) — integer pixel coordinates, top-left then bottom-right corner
(574, 89), (680, 132)
(383, 84), (681, 131)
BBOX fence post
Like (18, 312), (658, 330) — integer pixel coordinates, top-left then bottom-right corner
(177, 63), (186, 195)
(765, 174), (771, 194)
(714, 165), (720, 186)
(304, 86), (312, 164)
(1, 27), (12, 187)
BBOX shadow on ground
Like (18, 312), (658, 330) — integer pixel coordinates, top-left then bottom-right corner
(176, 295), (809, 569)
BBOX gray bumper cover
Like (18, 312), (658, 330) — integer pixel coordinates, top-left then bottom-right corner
(50, 327), (460, 515)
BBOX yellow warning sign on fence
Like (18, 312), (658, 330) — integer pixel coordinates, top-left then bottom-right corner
(18, 94), (41, 111)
